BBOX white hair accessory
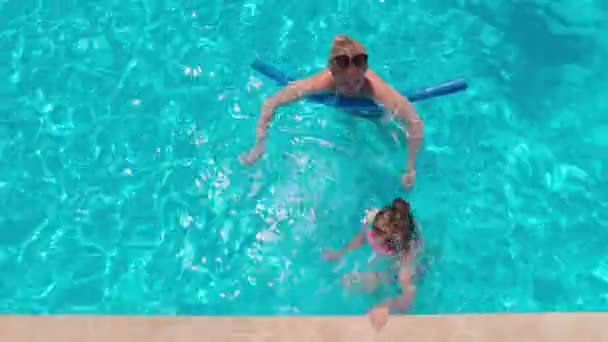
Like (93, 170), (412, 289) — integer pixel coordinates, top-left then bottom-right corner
(364, 208), (379, 225)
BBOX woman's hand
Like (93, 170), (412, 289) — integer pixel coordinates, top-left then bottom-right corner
(401, 168), (416, 189)
(239, 141), (265, 165)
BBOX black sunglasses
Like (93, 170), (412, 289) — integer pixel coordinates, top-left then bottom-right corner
(332, 53), (368, 70)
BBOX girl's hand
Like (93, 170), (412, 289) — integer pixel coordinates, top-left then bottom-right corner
(368, 305), (390, 331)
(322, 249), (342, 260)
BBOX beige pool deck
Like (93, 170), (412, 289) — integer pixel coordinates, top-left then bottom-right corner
(1, 313), (607, 341)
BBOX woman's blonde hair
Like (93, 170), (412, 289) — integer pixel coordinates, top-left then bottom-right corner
(328, 34), (367, 64)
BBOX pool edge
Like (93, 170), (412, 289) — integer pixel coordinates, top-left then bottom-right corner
(0, 313), (606, 341)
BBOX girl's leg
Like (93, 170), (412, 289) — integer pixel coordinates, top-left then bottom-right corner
(414, 250), (436, 281)
(343, 271), (392, 294)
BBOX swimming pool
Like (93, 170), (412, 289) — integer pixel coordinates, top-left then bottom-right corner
(0, 0), (607, 315)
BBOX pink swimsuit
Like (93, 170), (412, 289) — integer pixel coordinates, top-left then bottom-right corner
(367, 229), (393, 255)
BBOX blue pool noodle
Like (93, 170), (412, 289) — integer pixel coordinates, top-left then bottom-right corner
(251, 59), (468, 115)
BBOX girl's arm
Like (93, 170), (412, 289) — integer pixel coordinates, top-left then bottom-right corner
(323, 223), (367, 260)
(370, 241), (418, 313)
(324, 209), (379, 259)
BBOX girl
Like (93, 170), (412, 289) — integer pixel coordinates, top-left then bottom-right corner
(324, 197), (422, 329)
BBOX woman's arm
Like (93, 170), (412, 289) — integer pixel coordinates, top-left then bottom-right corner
(366, 70), (424, 185)
(255, 70), (333, 143)
(240, 70), (333, 165)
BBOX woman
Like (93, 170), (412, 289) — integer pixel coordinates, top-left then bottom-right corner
(240, 34), (424, 189)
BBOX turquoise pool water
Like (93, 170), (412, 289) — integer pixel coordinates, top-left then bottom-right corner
(1, 0), (607, 315)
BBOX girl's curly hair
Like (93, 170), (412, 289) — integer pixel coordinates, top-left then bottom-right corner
(371, 198), (418, 254)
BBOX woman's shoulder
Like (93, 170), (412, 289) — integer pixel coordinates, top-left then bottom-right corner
(290, 68), (335, 93)
(309, 68), (335, 86)
(364, 68), (390, 86)
(363, 68), (395, 98)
